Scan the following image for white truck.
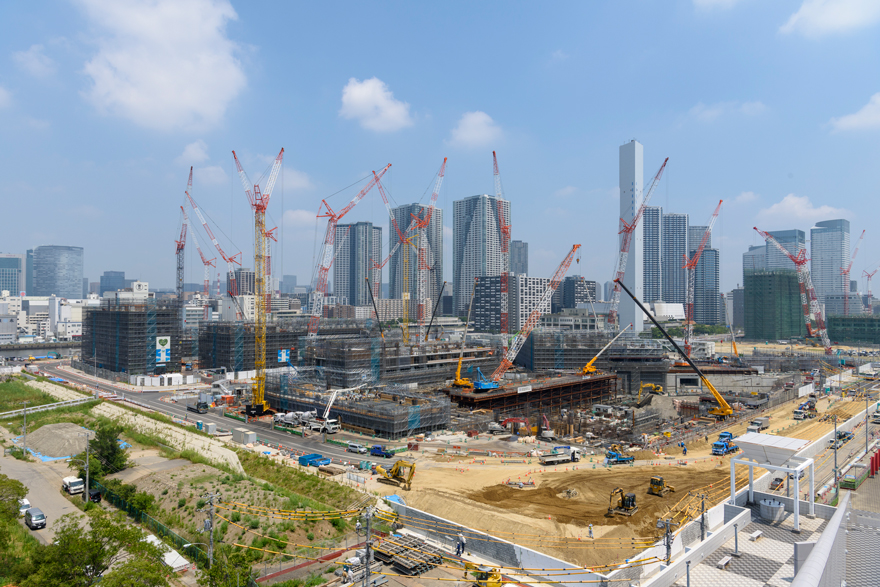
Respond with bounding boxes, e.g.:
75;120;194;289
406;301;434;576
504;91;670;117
308;418;341;434
747;417;770;433
538;447;582;465
553;446;582;462
62;476;84;495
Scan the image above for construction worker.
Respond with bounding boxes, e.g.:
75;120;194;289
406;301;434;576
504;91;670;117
683;446;688;456
457;533;466;556
588;523;593;539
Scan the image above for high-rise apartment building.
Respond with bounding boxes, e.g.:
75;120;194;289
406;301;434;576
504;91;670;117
661;213;688;304
473;274;549;333
743;245;767;276
511;275;550;332
603;281;614;303
561;276;596;309
619;140;644;330
334;221;382;307
643;207;662;302
32;245;83;299
281;275;297;294
227;268;255;296
510;240;528;275
688;226;709;252
389;203;443;303
811;219;850;303
0;254;25;294
99;271;127;295
765;229;805;271
453;194;509;315
693;248;722;324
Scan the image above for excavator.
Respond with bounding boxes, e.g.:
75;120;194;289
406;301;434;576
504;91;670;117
375;460;416;490
637;383;664;407
464;562;503;587
580;324;632;375
615;279;734;419
607;487;638;516
648;476;675;497
453;280;478;388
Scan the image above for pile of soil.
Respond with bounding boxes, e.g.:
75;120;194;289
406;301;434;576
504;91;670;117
25;423;94;457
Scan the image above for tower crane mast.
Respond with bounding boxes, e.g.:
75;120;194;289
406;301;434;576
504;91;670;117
490;244;581;382
609;158;668;328
309;164;391;338
754;226;831;355
842;229;866;316
175;198;188;304
864;268;878;315
410;158;446;344
683;200;722;356
493;152;511;351
233;148;284;415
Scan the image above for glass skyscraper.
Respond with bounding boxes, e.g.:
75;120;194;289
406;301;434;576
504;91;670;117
33;245;83;298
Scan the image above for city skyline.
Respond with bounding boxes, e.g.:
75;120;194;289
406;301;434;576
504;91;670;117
2;2;880;299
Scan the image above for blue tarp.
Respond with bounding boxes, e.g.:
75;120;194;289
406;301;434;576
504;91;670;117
384;495;406;506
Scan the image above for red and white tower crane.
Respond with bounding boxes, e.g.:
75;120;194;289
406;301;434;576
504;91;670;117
754;226;831;354
489;244;581;383
608;158;669;328
683;200;722;356
410;158;446;344
841;229;866;316
864;267;878;315
493;151;511;351
175;201;188;304
180;206;216;315
184;168;243;316
309;164;391;338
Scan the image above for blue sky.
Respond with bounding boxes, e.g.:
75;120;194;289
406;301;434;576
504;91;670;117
2;0;880;296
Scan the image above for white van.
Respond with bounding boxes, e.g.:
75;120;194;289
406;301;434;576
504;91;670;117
25;507;46;530
347;442;368;454
17;498;31;517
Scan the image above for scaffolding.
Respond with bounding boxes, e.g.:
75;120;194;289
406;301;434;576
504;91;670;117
81;298;180;375
265;370;451;439
743;269;807;341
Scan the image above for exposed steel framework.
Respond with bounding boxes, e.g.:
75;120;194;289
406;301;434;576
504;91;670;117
864;267;878;315
608;158;668;328
754;226;831;355
410;158;446;344
180;206;216;299
493;151;511;351
683;199;722;356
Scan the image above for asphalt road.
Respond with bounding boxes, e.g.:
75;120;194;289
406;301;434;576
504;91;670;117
0;454;85;544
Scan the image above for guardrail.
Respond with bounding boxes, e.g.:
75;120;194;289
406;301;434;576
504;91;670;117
0;396;95;419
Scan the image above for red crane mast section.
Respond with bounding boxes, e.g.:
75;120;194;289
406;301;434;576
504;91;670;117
683;199;722;356
841;229;865;317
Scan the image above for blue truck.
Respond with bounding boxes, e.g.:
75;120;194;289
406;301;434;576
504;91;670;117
371;445;394;458
311;456;332;467
711;432;738;456
605;447;635;465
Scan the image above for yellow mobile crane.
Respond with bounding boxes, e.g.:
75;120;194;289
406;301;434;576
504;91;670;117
453;279;478;388
615;278;733;418
464;563;504;587
581;324;632;374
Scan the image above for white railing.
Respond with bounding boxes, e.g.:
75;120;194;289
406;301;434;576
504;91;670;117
0;396;94;419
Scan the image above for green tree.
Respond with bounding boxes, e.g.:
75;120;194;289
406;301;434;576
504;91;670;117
101;557;170;587
0;473;27;553
92;421;129;472
19;512;166;587
68;451;105;484
198;547;255;587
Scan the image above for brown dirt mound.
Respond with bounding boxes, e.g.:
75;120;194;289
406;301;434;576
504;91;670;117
24;422;95;458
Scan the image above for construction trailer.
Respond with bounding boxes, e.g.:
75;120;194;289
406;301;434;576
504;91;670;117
81;298;181;375
265;371;451;439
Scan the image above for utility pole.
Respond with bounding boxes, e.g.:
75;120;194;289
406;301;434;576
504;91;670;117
833;415;839;497
81;432;90;502
21;401;28;458
698;493;707;541
198;492;220;569
656;518;679;564
362;508;373;587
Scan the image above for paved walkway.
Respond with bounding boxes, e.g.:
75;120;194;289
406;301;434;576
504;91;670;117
847;470;880;587
673;504;827;587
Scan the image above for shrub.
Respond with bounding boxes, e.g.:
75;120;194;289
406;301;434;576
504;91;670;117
177;498;186;509
306;532;314;541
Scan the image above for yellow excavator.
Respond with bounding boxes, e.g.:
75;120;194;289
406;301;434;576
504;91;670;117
648;476;675;497
607;487;638;516
453;280;477;388
615;279;733;418
638;382;664;402
464;563;503;587
375;460;416;490
581;324;632;374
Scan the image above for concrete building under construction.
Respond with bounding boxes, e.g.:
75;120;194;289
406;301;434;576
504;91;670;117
515;329;669;393
81;298;181;375
743;269;806;341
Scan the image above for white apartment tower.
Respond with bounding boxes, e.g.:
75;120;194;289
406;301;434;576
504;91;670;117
453;194;510;315
811;219;850;303
388;203;443;303
661;213;689;304
619;140;644;330
333;222;382;307
642;207;662;302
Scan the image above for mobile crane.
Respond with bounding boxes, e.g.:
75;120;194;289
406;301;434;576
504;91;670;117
614;278;733;419
580;324;632;375
453;280;477;388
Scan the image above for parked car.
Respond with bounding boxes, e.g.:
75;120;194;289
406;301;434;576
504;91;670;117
17;498;31;517
770;477;784;490
346;443;368;454
25;507;46;530
88;489;102;503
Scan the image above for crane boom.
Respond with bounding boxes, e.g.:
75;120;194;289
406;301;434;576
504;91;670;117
842;229;865;316
615;278;733;418
411;158;447;343
581;324;631;374
308;164;391;338
683;200;722;356
490;244;581;382
493;151;511;351
609;158;668;328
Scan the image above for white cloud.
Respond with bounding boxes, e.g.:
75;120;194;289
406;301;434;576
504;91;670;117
734;191;759;204
448;111;503;148
78;0;246;132
829;92;880;132
554;186;577;198
194;165;227;186
550;50;569;62
282;168;315;192
12;44;56;78
176;139;210;165
338;77;413;132
25;117;51;130
757;194;849;224
283;209;316;228
0;86;11;108
689;100;766;122
780;0;880;37
693;0;744;8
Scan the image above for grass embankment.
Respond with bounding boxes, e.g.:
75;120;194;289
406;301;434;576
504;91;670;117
0;378;60;413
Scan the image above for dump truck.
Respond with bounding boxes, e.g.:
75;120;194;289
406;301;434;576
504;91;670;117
718;431;735;443
298;453;322;466
371;445;394;458
538;452;574;466
711;439;738;456
605;445;635;465
607;488;638;516
647;476;675;497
